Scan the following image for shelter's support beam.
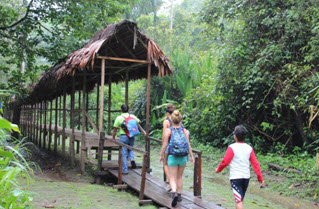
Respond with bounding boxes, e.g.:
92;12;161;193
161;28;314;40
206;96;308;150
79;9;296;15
99;59;105;134
118;37;138;59
146;42;152;169
43;101;47;149
32;104;35;143
39;102;43;147
108;74;112;135
58;96;62;145
97;56;150;64
81;70;87;173
54;97;58;154
76;91;81;154
70;77;75;167
49;101;52;151
108;74;112;161
86;91;89;131
62;91;66;155
126;26;148;50
96;85;99;129
35;103;39;145
125;70;128;105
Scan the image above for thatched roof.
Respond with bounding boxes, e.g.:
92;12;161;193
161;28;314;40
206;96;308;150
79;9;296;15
25;20;173;104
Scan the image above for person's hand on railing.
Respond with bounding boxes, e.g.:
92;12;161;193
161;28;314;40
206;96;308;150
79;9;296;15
189;155;194;165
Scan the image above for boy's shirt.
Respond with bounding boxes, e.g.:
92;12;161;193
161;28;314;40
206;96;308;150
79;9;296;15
216;142;263;182
113;113;140;135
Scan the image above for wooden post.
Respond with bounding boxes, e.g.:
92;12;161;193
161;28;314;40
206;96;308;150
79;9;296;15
81;70;87;173
39;102;43;147
96;132;105;184
59;95;62;127
125;70;129;105
54;97;58;154
78;91;81;130
70;78;75;167
36;103;39;145
86;91;89;131
139;154;148;201
96;85;99;129
49;101;53;151
58;96;62;145
76;90;81;154
107;74;112;160
62;91;66;155
193;153;202;197
99;59;105;134
32;104;35;143
118;146;123;185
43;101;47;149
145;43;152;169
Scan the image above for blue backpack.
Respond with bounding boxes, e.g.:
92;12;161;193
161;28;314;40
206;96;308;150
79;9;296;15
168;127;189;157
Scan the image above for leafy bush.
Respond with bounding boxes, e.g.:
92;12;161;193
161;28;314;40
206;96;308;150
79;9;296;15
0;117;33;208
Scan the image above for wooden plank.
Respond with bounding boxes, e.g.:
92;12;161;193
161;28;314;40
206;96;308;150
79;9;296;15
84;110;98;134
138;200;153;205
97;56;150;64
113;184;128;189
131;169;223;209
108;170;188;209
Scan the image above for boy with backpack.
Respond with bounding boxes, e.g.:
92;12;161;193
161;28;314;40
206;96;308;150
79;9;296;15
160;110;194;207
215;125;264;209
112;104;141;174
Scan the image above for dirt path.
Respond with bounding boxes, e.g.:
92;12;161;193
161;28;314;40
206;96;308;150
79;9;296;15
25;145;156;209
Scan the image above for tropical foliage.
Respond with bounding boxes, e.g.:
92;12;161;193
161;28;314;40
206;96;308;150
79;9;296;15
0;116;33;208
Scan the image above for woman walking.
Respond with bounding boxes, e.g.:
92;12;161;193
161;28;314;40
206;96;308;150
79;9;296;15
162;104;175;189
160;110;194;207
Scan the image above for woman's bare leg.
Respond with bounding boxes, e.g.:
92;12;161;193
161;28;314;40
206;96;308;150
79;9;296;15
176;165;186;193
164;153;170;183
168;166;178;192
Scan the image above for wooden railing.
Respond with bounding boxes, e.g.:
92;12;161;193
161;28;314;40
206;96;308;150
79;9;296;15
97;132;151;205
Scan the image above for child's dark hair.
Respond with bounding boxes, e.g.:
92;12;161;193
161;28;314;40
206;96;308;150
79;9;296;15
234;125;248;141
121;104;129;113
165;104;175;114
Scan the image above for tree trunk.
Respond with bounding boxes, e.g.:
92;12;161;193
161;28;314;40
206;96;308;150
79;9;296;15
293;110;308;146
11;102;21;139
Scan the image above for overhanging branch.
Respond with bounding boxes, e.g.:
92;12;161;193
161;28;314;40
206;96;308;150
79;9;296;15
0;0;34;30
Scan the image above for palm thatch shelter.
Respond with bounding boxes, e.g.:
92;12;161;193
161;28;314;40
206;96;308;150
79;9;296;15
16;20;173;171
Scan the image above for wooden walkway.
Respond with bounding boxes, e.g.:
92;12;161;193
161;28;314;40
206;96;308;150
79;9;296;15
19;121;224;209
109;169;223;209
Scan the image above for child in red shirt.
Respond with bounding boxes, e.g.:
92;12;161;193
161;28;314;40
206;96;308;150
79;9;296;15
215;125;264;209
